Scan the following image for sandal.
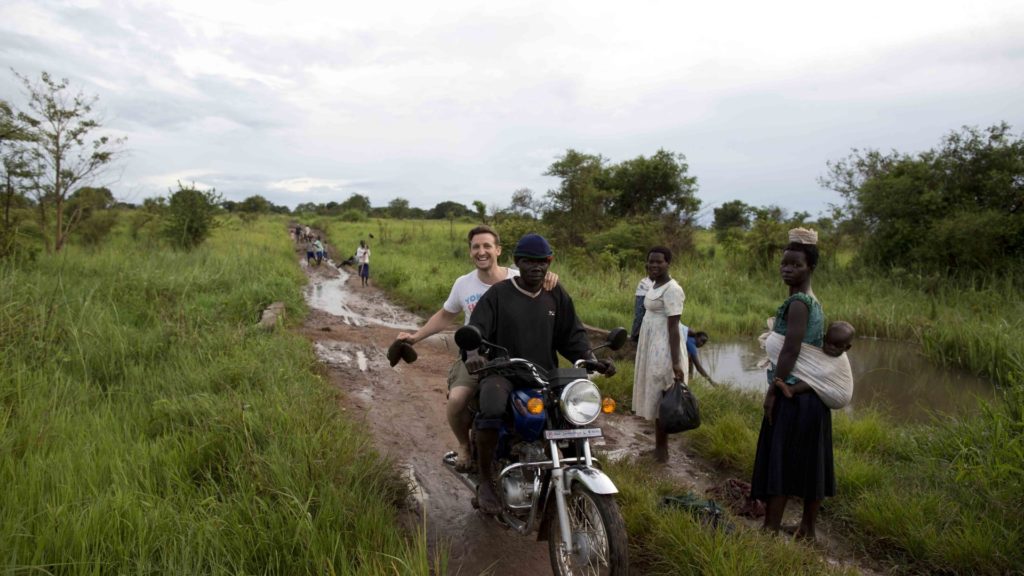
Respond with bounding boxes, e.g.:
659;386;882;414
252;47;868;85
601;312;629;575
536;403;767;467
454;444;473;472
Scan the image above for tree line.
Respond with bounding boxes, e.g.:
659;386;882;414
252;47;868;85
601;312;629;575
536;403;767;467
3;69;1021;277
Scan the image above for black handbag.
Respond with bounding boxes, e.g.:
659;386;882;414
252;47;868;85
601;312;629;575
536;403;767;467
659;379;701;433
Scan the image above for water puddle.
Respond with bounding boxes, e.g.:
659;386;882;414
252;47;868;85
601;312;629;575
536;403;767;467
703;338;997;422
303;262;419;330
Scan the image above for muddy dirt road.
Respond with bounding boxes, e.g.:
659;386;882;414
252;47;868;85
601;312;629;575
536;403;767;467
293;239;879;575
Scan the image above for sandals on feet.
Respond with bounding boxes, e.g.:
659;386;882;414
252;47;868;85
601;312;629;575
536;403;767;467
454;444;473;472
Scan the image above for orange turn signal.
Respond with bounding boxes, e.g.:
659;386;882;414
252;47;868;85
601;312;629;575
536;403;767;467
602;397;616;414
527;397;544;414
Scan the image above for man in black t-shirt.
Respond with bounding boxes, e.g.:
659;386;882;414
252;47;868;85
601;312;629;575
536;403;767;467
463;233;615;514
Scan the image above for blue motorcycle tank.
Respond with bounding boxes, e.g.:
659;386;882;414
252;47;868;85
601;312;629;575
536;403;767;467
510;389;546;442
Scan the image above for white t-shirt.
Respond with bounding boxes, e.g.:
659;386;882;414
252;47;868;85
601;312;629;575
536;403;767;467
635;277;654;297
443;268;520;324
356;246;370;264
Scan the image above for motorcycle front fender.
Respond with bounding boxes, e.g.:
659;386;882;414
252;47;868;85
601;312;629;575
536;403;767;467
536;465;619;542
564;465;618;495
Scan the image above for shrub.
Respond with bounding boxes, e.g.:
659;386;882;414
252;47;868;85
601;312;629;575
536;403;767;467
339;208;367;222
164;182;222;250
75;211;117;246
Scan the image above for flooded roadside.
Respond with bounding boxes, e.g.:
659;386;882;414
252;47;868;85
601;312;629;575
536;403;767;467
703;337;996;422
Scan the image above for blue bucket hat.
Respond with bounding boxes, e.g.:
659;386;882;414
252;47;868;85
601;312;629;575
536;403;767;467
513;233;554;259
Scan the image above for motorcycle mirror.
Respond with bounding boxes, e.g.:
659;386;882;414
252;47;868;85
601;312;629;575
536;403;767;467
606;327;628;351
454;325;482;350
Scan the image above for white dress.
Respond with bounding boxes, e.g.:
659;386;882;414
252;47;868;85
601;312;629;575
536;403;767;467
632;279;689;421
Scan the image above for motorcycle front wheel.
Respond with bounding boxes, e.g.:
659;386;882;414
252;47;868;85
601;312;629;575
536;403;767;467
549;485;629;576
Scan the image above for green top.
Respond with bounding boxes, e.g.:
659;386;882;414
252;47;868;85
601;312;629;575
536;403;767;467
770;292;824;385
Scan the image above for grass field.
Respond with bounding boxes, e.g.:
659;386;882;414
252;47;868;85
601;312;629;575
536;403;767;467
0;215;441;574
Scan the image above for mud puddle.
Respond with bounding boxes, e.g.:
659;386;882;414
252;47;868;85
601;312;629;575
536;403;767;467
293;232;882;575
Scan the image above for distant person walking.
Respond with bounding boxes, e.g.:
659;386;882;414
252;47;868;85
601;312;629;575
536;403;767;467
314;236;325;266
305;237;316;266
356;240;371;286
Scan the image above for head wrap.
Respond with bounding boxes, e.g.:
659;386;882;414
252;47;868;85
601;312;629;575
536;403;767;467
788;227;818;245
513;233;554;259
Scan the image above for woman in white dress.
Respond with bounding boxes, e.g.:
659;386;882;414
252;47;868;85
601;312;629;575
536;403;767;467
632;246;688;463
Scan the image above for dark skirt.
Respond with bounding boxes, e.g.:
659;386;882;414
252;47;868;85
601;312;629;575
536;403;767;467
750;381;836;501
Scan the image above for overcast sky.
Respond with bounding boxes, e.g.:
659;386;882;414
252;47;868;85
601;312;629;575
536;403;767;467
2;0;1022;220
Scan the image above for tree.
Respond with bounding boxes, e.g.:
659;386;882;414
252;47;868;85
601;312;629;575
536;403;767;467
428;200;470;219
14;71;124;252
508;188;538;217
237;194;272;213
820;123;1024;273
472;200;487;223
1;98;36;232
603;149;700;221
339;193;372;215
712;200;752;232
164;182;222;249
543;149;609;246
388;197;410;219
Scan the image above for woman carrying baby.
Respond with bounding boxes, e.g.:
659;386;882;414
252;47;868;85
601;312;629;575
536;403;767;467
750;228;834;540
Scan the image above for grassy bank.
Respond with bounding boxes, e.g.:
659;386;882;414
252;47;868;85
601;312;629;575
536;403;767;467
0;216;439;574
323;217;1023;574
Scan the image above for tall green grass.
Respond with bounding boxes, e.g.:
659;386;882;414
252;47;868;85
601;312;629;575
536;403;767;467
323;217;1023;575
0;215;441;574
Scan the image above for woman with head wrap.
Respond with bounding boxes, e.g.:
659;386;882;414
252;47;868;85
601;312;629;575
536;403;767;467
750;228;834;541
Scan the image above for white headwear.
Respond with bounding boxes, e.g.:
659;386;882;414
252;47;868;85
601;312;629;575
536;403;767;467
788;227;818;245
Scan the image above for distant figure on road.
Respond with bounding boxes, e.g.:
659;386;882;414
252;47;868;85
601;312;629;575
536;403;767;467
305;237;316;266
314;236;325;266
356;240;371;286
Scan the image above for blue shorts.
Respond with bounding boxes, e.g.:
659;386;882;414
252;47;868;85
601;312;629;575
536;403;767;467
359;263;370;278
306;250;314;259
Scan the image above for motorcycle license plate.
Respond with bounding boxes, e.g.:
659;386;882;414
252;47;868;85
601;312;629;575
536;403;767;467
544;428;602;440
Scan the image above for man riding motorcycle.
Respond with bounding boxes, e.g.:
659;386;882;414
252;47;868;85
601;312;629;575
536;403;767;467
463;233;616;514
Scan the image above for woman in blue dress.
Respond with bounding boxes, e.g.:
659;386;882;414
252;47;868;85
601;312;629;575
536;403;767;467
751;228;834;540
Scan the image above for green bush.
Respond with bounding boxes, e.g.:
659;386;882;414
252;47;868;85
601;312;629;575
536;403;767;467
339;208;367;222
74;211;118;246
164;182;222;250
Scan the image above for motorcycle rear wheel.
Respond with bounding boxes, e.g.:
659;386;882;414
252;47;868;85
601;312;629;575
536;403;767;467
549;485;629;576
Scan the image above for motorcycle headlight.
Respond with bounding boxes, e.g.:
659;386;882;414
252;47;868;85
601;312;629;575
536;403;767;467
559;379;603;426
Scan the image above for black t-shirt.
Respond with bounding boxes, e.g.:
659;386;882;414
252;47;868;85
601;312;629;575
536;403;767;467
468;278;590;371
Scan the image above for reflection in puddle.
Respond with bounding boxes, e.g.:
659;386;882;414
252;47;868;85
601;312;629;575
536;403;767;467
703;338;996;422
303;262;419;330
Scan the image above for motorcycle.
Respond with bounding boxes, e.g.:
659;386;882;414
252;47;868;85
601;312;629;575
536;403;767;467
443;325;630;576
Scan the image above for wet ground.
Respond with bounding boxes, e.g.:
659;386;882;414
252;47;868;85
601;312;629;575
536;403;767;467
293;232;883;575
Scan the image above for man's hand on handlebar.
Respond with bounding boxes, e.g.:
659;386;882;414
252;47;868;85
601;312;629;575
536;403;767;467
594;359;616;377
464;349;487;373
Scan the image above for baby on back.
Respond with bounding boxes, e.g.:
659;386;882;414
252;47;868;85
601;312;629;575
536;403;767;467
773;321;855;399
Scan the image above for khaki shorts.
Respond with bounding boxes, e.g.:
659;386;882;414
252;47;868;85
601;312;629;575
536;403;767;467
447;358;480;391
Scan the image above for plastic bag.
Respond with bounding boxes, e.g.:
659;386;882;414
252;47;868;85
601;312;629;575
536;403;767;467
659;379;701;433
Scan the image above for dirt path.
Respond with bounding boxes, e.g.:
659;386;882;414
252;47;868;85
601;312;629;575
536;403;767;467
292;232;881;576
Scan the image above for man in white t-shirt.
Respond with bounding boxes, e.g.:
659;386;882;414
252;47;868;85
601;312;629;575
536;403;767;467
395;225;557;471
